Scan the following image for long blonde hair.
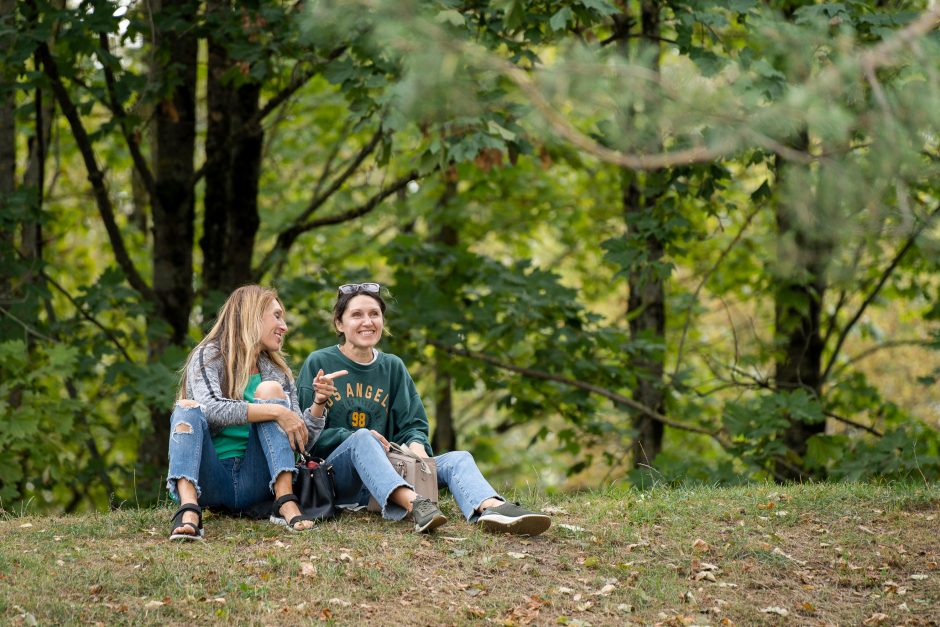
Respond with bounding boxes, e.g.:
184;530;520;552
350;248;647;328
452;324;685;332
178;285;293;400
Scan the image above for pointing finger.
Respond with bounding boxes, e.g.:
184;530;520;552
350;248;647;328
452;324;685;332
322;369;349;381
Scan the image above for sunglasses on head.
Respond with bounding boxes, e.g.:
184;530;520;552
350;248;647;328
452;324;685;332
337;282;381;295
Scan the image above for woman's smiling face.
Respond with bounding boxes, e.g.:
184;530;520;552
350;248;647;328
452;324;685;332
336;294;385;349
259;298;288;352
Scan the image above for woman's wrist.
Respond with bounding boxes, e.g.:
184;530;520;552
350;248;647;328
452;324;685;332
313;396;327;406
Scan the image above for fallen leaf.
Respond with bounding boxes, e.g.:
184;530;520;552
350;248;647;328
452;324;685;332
695;571;717;582
863;613;889;625
898;602;910;612
465;606;485;618
143;600;164;610
760;606;789;616
858;525;876;535
692;539;710;552
542;506;569;515
328;598;351;607
318;607;333;621
209;597;226;604
557;586;574;595
19;523;32;528
576;601;594;611
617;604;634;613
89;584;103;595
910;574;928;580
593;583;616;596
772;547;807;566
557;524;586;533
272;540;287;548
507;552;527;559
300;562;316;577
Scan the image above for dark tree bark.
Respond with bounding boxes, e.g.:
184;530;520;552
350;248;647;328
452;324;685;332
150;0;198;346
431;180;458;453
619;0;667;470
140;0;199;478
624;174;667;468
202;1;263;294
773;132;829;479
0;0;18;330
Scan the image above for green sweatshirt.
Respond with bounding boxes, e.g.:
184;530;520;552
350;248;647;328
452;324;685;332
297;345;433;458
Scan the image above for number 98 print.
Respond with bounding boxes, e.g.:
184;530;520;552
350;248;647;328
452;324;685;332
351;411;367;428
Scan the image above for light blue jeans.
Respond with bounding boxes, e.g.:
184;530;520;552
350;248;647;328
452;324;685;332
165;399;296;510
325;429;503;521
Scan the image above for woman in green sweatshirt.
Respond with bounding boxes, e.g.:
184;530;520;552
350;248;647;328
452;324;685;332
297;283;551;536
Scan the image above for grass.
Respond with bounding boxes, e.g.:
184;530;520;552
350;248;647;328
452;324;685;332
1;483;938;625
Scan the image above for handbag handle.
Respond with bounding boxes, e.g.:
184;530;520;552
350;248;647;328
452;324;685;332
388;442;433;475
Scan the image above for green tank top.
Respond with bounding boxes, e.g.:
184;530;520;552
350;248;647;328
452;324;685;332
210;373;262;460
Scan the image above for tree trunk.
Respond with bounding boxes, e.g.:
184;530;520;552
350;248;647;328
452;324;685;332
621;0;667;470
150;0;197;346
140;0;199;480
202;1;262;296
431;180;458;453
0;0;17;332
624;173;667;469
773;134;828;478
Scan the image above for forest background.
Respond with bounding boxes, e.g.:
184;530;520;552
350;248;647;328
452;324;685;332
1;0;939;513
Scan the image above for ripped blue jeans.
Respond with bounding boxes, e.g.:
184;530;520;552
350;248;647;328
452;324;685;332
165;399;296;511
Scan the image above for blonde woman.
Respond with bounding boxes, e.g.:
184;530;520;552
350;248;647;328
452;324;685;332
167;285;343;540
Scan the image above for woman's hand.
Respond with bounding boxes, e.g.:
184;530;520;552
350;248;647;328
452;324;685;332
407;442;428;458
275;406;308;451
312;368;348;407
369;430;390;451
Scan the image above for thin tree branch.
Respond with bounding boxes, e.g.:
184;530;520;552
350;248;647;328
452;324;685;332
313;119;353;199
0;306;54;341
254;170;423;280
823;410;883;437
33;35;155;303
296;127;384;225
427;338;722;440
97;32;158;205
830;339;930;382
39;268;135;363
821;203;940;383
673;204;762;377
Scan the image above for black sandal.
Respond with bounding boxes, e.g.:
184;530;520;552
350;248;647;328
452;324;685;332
269;494;315;531
169;503;204;541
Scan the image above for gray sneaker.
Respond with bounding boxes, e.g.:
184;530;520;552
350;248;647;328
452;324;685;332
478;502;551;536
409;496;447;533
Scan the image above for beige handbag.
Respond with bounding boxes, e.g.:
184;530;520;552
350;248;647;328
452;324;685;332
367;442;438;512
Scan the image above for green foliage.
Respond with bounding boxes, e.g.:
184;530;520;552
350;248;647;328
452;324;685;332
3;0;940;511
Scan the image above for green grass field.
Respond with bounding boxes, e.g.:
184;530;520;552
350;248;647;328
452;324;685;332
2;483;938;625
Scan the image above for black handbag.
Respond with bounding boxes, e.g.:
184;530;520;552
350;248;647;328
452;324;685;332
237;453;339;521
292;453;339;521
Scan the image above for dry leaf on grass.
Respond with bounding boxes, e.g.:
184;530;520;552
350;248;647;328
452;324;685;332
507;552;527;559
300;562;316;577
909;574;928;580
328;598;351;607
143;600;164;610
760;606;789;616
692;538;710;552
863;612;889;625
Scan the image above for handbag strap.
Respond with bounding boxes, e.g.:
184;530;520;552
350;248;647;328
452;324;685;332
388;442;433;475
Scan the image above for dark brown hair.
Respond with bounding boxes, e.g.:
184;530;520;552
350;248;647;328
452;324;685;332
332;289;388;342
